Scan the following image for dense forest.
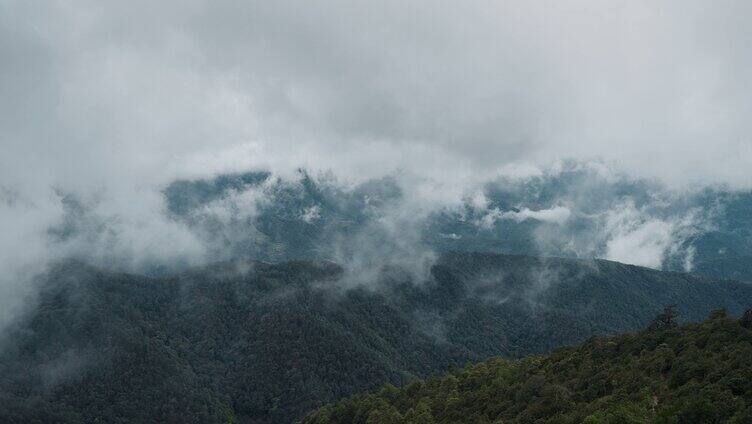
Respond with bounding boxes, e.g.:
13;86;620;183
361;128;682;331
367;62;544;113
303;309;752;423
1;253;751;423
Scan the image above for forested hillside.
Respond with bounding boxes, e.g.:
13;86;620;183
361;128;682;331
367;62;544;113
303;310;752;423
1;253;751;423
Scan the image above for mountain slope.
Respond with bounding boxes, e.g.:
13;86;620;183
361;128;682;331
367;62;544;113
303;311;752;424
1;253;751;423
156;169;752;282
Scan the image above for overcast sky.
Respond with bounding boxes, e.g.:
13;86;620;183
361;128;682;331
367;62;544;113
2;0;751;193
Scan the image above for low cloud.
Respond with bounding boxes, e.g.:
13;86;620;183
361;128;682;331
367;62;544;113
602;201;700;269
478;206;572;229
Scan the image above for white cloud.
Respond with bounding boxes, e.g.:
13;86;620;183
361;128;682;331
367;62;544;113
2;0;751;193
603;202;699;269
468;191;489;212
301;205;321;224
0;188;62;335
510;207;573;225
479;206;572;229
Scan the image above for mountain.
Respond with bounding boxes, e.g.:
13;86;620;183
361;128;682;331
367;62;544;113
155;168;752;282
1;253;751;423
303;310;752;424
51;166;752;282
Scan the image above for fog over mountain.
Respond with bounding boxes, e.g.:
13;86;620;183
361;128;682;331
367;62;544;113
3;253;751;423
2;2;752;422
2;0;752;338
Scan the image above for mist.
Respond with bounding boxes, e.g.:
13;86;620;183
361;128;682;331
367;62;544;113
2;0;752;334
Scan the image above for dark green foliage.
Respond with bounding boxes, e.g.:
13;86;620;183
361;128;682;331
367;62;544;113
648;305;679;331
1;253;751;423
304;312;752;424
741;309;752;329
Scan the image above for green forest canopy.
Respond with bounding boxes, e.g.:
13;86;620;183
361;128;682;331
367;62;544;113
303;309;752;424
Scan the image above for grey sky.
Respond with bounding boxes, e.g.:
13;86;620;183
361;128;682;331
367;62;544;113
2;0;751;192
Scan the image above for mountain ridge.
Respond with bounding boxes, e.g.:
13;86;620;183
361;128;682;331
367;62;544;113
1;252;751;423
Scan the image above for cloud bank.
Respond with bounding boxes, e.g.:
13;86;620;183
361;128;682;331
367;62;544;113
3;0;751;190
2;0;752;331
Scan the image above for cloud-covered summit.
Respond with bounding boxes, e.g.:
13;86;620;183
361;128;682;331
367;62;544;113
2;0;752;333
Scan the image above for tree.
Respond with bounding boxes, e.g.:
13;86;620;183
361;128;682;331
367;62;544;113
708;308;728;320
366;404;402;424
404;400;435;424
649;306;678;331
740;309;752;329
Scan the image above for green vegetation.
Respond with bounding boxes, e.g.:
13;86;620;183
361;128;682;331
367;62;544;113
304;310;752;424
1;253;751;423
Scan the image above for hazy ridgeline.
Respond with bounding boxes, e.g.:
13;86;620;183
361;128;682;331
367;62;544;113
4;163;751;339
159;167;752;280
2;2;752;422
1;253;751;423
